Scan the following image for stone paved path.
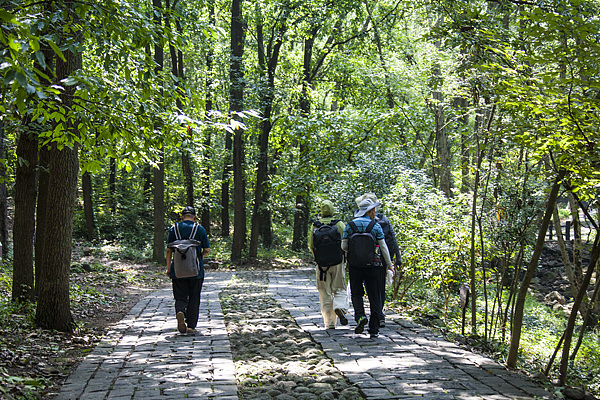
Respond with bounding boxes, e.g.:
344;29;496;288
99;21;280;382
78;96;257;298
56;269;559;400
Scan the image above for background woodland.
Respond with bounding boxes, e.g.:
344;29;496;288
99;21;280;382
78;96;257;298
1;0;600;397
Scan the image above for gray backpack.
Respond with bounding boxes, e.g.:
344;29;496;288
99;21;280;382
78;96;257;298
168;223;201;278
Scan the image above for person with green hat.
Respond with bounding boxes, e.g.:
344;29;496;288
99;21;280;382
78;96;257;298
308;200;349;329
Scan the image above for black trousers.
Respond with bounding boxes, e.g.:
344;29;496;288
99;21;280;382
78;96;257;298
349;266;382;334
172;278;204;329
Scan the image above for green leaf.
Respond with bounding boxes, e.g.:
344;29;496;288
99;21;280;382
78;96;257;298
47;40;66;62
0;9;15;22
35;51;47;69
15;72;27;88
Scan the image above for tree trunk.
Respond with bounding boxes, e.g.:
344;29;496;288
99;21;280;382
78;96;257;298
559;234;600;384
35;1;82;330
230;0;246;262
35;146;50;299
143;164;152;200
506;170;566;368
0;122;8;259
167;0;194;207
109;157;116;213
221;133;232;237
153;153;166;264
553;202;587;319
12;130;39;302
364;0;395;110
201;0;215;234
82;171;96;241
433;90;452;197
152;0;166;264
454;96;470;193
291;31;316;252
249;16;285;258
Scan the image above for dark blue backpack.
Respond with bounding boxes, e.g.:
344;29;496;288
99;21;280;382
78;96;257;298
347;219;380;268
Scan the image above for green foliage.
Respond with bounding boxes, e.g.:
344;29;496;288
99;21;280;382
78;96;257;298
391;277;600;396
386;167;469;296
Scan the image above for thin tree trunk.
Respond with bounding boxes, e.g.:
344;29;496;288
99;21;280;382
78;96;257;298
364;1;394;109
82;171;96;241
109;157;116;213
454;96;470;193
506;170;566;368
201;0;215;234
230;0;246;262
167;0;193;207
291;30;317;252
152;0;166;264
553;203;587;318
12;130;39;302
153;153;166;264
221;133;232;237
249;15;285;258
433;91;452;197
0;122;8;259
559;234;600;384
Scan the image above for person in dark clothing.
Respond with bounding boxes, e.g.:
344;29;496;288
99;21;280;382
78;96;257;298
355;194;401;328
342;198;392;338
166;206;210;334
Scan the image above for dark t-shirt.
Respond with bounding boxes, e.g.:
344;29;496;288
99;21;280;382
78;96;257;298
167;220;210;279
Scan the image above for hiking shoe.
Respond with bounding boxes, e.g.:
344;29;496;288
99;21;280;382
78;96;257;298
335;309;348;326
176;311;187;333
370;332;380;339
327;325;335;330
186;327;197;334
380;319;386;328
355;316;368;334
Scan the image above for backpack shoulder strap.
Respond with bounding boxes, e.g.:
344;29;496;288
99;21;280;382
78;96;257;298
329;219;340;226
365;219;377;234
348;220;358;233
173;223;182;240
313;220;323;228
190;222;199;240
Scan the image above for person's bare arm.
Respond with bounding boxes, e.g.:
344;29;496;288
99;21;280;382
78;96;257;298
166;248;173;277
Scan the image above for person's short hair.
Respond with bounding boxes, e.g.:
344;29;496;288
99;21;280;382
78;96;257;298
181;206;196;216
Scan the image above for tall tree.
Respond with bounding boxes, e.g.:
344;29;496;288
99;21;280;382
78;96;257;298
0;121;8;259
12;126;38;302
35;0;83;332
230;0;246;262
201;0;216;234
152;0;166;264
506;170;566;368
249;3;288;258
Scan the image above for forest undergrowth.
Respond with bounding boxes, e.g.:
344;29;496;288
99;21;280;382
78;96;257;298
387;267;600;399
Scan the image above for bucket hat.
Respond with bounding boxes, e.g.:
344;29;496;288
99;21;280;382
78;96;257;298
354;198;381;218
355;193;381;211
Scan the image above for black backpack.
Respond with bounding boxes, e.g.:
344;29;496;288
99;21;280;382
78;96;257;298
312;220;344;280
347;219;380;268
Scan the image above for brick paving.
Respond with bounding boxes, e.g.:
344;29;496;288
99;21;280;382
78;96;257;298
55;268;559;400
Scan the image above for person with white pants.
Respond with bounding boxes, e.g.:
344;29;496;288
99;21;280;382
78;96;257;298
308;200;349;329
